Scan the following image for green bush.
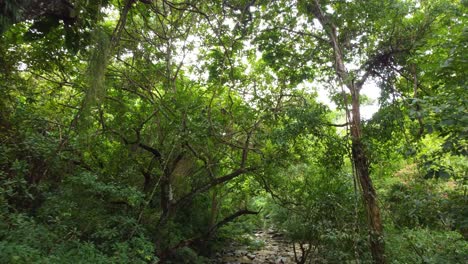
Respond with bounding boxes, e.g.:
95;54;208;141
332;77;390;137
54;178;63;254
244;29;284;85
386;228;468;263
385;180;467;234
385;181;445;229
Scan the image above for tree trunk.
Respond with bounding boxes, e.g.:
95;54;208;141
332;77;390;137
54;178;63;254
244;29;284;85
160;172;172;216
350;88;385;264
310;1;385;262
209;188;219;227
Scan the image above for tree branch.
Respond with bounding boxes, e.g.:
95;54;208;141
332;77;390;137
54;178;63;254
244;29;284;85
311;0;349;83
175;167;256;208
274;26;330;44
206;209;260;236
138;143;162;159
161;208;260;256
325;122;349;127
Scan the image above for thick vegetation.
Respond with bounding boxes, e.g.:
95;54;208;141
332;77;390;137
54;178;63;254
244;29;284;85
0;0;466;263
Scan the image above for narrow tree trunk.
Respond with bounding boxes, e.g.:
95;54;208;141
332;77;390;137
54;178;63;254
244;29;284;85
411;64;424;136
310;1;385;262
209;188;219;227
350;89;385;263
160;173;171;215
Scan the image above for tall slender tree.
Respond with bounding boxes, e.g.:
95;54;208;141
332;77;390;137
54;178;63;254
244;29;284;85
306;1;385;262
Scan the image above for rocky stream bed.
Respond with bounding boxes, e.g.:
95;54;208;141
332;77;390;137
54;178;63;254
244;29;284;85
210;229;298;264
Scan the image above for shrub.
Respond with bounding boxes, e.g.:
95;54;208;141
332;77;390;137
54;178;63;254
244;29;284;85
386;228;468;263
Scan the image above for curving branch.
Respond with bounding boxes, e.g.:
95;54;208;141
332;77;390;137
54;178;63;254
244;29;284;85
175;167;256;209
158;208;260;260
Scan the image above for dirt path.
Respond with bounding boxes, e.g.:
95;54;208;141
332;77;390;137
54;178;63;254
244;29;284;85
211;229;297;264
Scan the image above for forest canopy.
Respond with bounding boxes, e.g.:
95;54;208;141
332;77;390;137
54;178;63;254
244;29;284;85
0;0;466;263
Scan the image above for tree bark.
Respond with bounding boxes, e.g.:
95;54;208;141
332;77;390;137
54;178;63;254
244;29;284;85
311;1;385;263
350;90;385;263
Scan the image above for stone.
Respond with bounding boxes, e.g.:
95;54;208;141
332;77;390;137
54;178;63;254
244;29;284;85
234;249;248;256
210;228;295;264
246;253;256;260
267;229;276;234
275;257;287;263
272;233;284;238
240;256;253;263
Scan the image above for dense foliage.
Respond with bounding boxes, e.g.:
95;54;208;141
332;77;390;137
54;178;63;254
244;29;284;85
0;0;466;263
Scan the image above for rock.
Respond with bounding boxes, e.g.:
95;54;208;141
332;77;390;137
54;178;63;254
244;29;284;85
211;228;295;264
267;229;276;234
240;256;253;263
246;253;256;260
275;256;287;263
234;249;248;256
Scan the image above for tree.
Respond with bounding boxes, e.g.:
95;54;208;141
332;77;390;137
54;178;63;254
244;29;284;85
253;0;391;261
253;0;465;262
304;1;385;262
